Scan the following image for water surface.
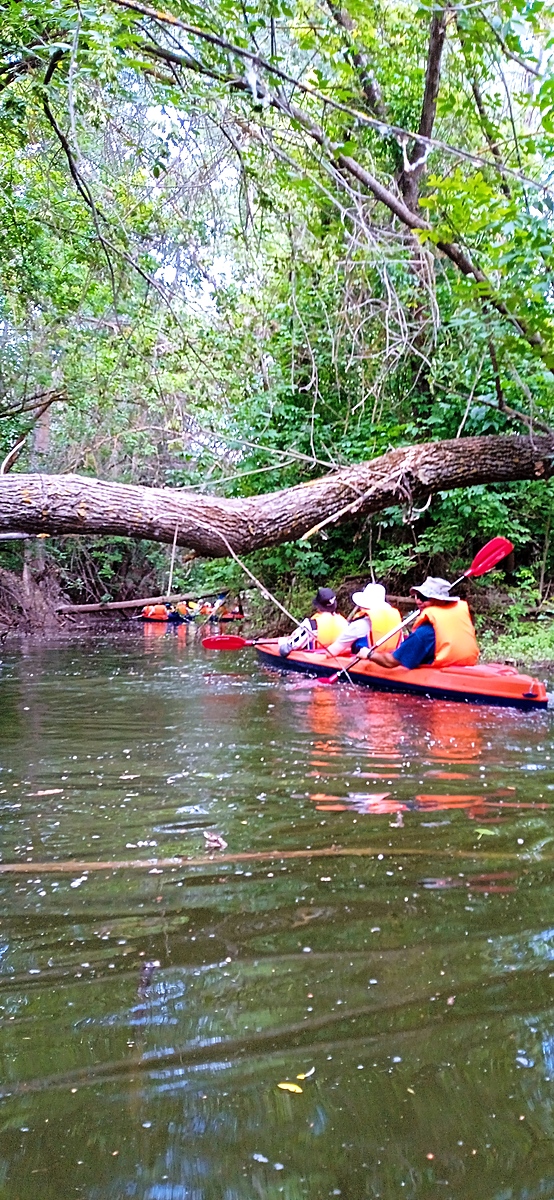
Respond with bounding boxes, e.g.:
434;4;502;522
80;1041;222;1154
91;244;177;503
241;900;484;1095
0;629;553;1199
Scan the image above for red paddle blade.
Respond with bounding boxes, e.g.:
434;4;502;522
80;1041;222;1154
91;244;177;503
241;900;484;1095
465;536;514;578
202;634;250;650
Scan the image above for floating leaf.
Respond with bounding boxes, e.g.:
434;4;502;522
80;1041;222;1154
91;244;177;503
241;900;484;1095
297;1067;315;1079
277;1082;303;1093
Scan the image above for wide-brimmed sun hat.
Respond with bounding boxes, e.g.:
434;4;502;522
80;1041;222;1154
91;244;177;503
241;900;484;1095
410;576;457;603
313;587;338;612
351;583;387;608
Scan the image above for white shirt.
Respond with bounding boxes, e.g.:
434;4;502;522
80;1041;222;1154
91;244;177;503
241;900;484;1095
327;617;370;656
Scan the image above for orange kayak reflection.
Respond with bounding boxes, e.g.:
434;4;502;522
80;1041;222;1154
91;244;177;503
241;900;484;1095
304;689;546;820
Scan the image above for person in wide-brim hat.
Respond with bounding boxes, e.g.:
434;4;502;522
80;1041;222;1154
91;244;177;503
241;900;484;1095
410;577;458;604
351;583;387;609
326;582;402;658
359;574;479;671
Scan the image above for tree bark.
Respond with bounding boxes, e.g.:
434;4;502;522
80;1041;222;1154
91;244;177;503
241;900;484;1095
398;3;449;211
0;436;552;556
56;591;227;613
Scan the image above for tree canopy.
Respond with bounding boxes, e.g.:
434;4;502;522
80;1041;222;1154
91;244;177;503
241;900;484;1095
1;0;554;597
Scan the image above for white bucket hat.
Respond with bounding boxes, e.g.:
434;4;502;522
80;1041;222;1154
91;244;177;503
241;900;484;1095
351;583;387;608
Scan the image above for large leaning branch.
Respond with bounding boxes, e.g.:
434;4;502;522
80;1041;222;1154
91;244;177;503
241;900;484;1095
1;435;553;556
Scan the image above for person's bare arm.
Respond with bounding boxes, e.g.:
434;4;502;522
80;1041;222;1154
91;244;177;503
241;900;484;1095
358;648;398;668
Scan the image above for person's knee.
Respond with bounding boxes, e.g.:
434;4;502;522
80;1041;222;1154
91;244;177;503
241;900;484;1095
278;619;314;657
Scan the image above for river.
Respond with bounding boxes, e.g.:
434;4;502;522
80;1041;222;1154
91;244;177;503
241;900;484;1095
0;627;553;1199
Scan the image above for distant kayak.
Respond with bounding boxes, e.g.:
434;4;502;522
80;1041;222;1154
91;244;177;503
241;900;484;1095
140;604;188;622
255;641;548;711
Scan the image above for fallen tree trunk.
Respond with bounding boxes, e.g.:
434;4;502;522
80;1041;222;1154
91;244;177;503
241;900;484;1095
56;590;229;613
1;435;552;556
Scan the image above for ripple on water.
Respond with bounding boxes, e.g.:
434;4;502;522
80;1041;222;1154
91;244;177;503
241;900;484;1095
0;633;553;1199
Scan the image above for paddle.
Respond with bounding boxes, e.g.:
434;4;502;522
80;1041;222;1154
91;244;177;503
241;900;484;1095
202;634;260;650
322;535;514;684
449;535;514;588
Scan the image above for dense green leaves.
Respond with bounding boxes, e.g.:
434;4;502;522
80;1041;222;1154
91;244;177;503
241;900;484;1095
0;0;553;598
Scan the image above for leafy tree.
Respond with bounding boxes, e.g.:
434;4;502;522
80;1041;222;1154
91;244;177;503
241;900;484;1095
1;0;554;599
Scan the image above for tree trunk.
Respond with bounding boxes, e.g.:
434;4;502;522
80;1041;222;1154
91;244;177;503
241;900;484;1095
0;435;552;557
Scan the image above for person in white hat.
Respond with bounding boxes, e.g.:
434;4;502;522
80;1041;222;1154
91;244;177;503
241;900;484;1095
363;576;479;670
327;582;402;657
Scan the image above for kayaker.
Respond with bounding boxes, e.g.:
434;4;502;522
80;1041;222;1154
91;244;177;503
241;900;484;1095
326;583;402;657
141;602;176;621
279;587;348;657
362;576;479;669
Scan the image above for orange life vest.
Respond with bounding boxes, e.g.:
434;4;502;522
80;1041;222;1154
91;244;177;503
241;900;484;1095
367;603;402;652
413;600;479;667
142;604;169;621
312;611;348;647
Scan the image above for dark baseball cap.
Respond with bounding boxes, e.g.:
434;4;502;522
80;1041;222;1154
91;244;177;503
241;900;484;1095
313;587;338;612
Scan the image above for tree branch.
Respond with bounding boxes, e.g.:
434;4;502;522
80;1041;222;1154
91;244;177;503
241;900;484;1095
324;0;387;119
485;340;553;436
132;10;552;367
0;395;62;476
272;91;549;366
119;1;552;200
1;435;553;554
399;3;450;211
477;10;542;79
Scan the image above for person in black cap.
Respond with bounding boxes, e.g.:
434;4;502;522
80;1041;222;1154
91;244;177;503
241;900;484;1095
278;587;348;657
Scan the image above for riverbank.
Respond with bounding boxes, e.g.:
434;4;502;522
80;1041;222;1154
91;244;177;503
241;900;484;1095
2;564;554;678
479;621;554;677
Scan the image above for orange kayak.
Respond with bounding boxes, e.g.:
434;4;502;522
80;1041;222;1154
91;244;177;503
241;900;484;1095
141;604;171;621
255;641;548;711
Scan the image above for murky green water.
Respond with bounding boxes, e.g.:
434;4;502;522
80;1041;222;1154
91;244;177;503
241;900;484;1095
1;628;554;1199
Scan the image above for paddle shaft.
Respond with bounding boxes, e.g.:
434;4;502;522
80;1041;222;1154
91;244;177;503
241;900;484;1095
326;609;419;683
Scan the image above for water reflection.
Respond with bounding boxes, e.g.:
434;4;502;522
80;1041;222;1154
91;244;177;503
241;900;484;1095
0;635;553;1199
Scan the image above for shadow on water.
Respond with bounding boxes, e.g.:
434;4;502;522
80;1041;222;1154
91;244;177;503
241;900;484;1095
0;628;554;1198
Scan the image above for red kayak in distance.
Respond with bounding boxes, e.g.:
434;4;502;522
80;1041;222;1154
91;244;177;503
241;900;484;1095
252;640;548;711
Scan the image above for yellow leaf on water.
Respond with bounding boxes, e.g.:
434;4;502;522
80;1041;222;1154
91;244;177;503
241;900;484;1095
277;1082;303;1094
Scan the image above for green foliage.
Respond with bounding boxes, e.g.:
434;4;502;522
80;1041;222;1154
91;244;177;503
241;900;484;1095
48;537;170;603
480;621;554;668
1;0;554;606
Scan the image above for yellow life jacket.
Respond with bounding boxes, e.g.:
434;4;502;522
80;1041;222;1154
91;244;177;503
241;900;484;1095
367;604;402;651
312;611;348;647
413;600;479;667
